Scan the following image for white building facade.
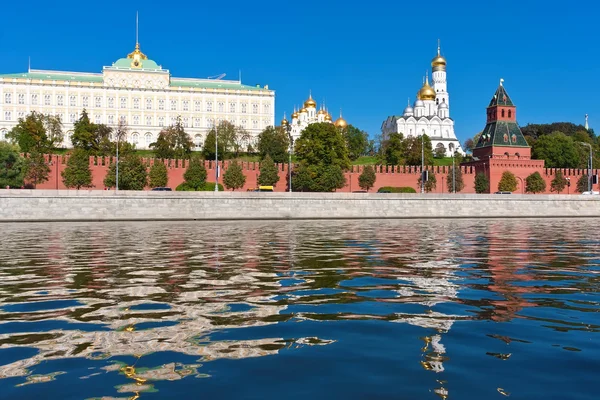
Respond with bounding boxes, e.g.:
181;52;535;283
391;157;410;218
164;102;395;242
281;94;347;141
381;44;464;156
0;42;275;150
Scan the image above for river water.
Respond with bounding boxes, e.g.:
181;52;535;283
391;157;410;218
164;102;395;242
0;219;598;399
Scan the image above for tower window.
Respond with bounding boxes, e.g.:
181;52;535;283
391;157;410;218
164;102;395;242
508;110;512;118
501;109;505;118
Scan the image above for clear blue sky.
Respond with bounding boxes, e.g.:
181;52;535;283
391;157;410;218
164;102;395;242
1;0;596;144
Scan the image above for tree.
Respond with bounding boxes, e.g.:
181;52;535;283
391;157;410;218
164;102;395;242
474;172;489;193
24;152;50;188
434;143;446;158
0;142;25;188
71;110;96;152
404;134;434;166
291;162;315;192
417;171;437;193
577;174;589;193
103;155;147;190
148;161;168;188
358;165;376;191
258;155;280;187
550;171;567;193
257;126;289;163
525;172;547;194
532;132;580;168
7;112;63;153
521;122;590;140
61;149;93;189
151;117;193;159
295;122;350;171
498;171;518;192
463;138;475;153
223;161;246;191
446;166;465;193
233;128;252;157
202;129;225;160
383;132;405;165
182;158;207;190
343;125;369;161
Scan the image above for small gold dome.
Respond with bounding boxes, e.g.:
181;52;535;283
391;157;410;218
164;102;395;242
304;94;316;108
317;109;326;115
299;107;307;113
291;110;299;119
419;77;436;101
281;118;289;126
334;117;347;128
325;113;332;121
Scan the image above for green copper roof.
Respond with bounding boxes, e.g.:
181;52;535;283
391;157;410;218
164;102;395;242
475;121;529;148
169;79;267;91
489;85;514;107
0;71;103;83
112;57;161;70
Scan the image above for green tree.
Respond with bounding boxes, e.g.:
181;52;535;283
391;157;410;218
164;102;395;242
257;126;289;163
446;166;465;193
71;110;96;152
257;155;280;187
417;171;437;193
343;125;369;161
498;171;518;192
295;122;350;170
103;154;147;190
550;171;567;193
61;149;93;189
463;138;475;152
0;142;25;188
474;172;489;193
7;112;63;153
24;152;50;188
434;144;446;158
182;158;208;190
317;164;346;192
383;132;405;165
223;161;246;191
151;117;193;159
404;134;434;166
358;165;376;191
148;161;168;188
577;174;589;193
525;171;547;194
532;132;580;168
202;130;226;160
290;162;314;192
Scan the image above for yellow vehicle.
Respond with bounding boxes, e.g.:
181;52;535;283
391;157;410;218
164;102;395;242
257;186;273;192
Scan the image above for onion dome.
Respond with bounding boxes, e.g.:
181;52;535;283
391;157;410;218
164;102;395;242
419;76;436;101
304;93;316;108
281;114;289;126
415;99;424;108
325;113;332;121
317;109;326;115
439;101;448;109
431;45;447;71
291;109;299;119
403;105;414;116
299;107;307;114
334;116;348;128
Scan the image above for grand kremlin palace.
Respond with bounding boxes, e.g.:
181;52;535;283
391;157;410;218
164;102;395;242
0;42;275;150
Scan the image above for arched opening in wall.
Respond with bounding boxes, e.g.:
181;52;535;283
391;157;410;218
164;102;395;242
515;152;520;159
435;142;446;157
504;152;510;159
436;99;439;105
145;133;153;148
508;110;512;118
132;133;139;146
501;109;505;118
194;135;202;150
65;131;74;148
0;129;7;141
449;143;455;154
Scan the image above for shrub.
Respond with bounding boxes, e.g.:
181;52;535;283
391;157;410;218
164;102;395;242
498;171;518;192
377;186;417;193
358;165;376;191
474;173;489;193
223;161;246;191
183;158;207;190
176;181;224;191
148;162;168;188
525;171;547;194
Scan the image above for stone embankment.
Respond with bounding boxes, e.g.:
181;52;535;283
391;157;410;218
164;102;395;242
0;190;599;222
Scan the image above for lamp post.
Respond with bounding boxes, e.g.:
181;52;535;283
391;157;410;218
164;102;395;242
116;131;119;191
286;124;293;192
567;177;571;195
214;121;219;192
421;132;424;194
579;142;593;192
452;152;456;194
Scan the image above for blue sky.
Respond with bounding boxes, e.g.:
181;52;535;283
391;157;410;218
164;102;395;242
1;0;596;144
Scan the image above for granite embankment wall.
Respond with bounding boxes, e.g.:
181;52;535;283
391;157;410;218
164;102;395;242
33;154;597;194
1;190;599;222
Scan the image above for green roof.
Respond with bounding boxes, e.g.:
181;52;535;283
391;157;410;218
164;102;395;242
112;57;161;70
0;71;103;83
169;79;267;91
475;121;529;148
489;85;514;107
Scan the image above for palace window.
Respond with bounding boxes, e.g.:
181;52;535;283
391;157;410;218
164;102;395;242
0;129;6;140
18;93;25;105
501;109;505;118
194;101;201;112
133;115;140;125
44;95;51;106
108;115;114;125
158;99;165;110
170;116;177;125
194;134;202;150
170;99;177;111
31;94;38;105
4;93;11;104
241;119;247;128
206;101;213;112
133;98;140;109
146;116;152;126
252;104;258;114
95;97;102;108
194;118;201;128
218;102;224;112
229;103;236;113
69;95;76;107
183;100;189;111
120;115;127;124
69;113;77;123
146;98;152;110
145;133;152;146
132;133;139;145
241;103;247;113
4;111;11;121
183;117;189;128
206;118;213;127
120;98;127;109
82;96;89;108
158;116;165;127
57;95;64;106
95;115;102;124
252;120;258;129
264;104;270;113
18;112;25;119
108;97;114;108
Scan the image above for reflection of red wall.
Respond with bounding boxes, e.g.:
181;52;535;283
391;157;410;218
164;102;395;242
33;154;597;194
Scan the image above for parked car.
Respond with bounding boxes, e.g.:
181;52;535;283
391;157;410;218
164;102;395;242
581;191;599;195
494;191;512;194
151;187;172;191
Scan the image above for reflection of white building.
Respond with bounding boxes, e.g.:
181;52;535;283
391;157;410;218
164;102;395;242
381;43;464;156
0;40;275;150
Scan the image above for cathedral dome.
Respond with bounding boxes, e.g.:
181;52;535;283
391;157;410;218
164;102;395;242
334;117;347;128
299;107;308;114
414;99;424;108
325;113;332;121
291;110;299;119
439;101;448;109
317;109;326;116
431;55;447;69
304;95;316;108
419;78;436;101
281;117;289;126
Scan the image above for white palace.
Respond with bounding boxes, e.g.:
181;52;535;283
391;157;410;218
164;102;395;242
381;43;464;156
0;41;275;150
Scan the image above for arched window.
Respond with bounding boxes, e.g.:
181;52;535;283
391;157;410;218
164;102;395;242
145;133;152;147
132;133;139;145
194;134;202;150
0;129;7;141
508;110;512;118
501;109;505;118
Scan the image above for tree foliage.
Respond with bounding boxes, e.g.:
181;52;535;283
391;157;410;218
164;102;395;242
577;174;589;193
103;155;147;190
521;122;592;140
463;138;475;152
498;171;518;192
61;149;93;189
0;142;25;188
223;161;246;191
474;172;489;194
202;129;225;161
291;162;346;192
258;155;280;187
550;171;567;193
69;110;115;155
446;165;465;193
295;122;350;170
151;117;193;159
202;121;247;159
24;152;50;188
358;165;376;191
182;158;208;190
148;162;169;188
382;133;405;165
343;125;369;161
257;126;290;163
404;134;434;166
525;171;547;194
417;171;437;193
532;132;581;168
7;111;63;153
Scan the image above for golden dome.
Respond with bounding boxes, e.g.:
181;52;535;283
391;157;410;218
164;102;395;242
431;42;447;70
299;107;307;114
325;113;332;121
304;93;316;108
281;118;289;126
419;77;436;101
317;109;326;115
334;117;347;128
291;110;299;119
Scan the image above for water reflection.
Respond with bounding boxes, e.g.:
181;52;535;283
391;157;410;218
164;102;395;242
0;219;598;399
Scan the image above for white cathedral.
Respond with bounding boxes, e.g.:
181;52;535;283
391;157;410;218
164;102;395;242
280;93;347;141
381;44;464;156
